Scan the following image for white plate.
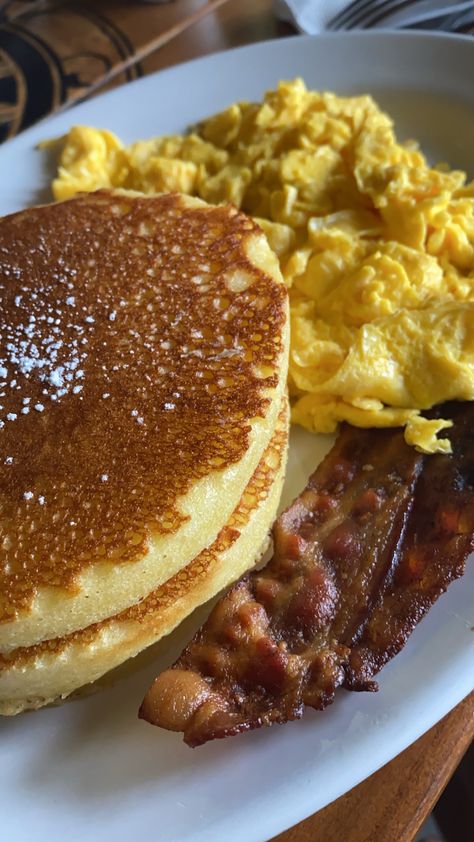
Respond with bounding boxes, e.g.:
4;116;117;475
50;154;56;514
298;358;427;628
1;31;474;842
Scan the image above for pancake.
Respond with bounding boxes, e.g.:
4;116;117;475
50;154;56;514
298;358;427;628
0;396;289;715
0;190;289;651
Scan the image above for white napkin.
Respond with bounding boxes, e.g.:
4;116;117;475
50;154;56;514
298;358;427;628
274;0;474;32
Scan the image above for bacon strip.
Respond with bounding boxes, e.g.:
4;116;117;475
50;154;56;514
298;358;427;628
140;424;422;745
139;404;474;746
345;401;474;690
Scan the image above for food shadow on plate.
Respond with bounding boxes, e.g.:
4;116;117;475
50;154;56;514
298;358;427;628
368;88;474;176
13;603;355;805
6;576;472;812
11;559;474;806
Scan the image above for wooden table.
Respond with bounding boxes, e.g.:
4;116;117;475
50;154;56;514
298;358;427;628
3;1;473;838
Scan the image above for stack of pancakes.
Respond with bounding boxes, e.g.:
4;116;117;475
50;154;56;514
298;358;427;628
0;191;289;714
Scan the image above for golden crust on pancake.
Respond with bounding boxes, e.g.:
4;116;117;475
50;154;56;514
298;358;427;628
0;397;289;715
0;190;289;650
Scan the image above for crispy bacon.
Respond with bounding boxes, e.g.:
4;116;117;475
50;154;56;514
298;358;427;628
345;402;474;689
140;424;422;745
139;404;474;746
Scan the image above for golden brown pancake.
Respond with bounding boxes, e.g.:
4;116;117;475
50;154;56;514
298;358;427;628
0;397;288;714
0;190;289;651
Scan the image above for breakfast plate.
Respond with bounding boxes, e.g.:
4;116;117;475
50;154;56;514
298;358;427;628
1;30;474;842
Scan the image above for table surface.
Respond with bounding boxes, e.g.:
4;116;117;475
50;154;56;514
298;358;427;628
4;1;474;839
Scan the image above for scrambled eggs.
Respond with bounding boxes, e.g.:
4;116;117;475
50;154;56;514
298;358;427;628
50;80;474;453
